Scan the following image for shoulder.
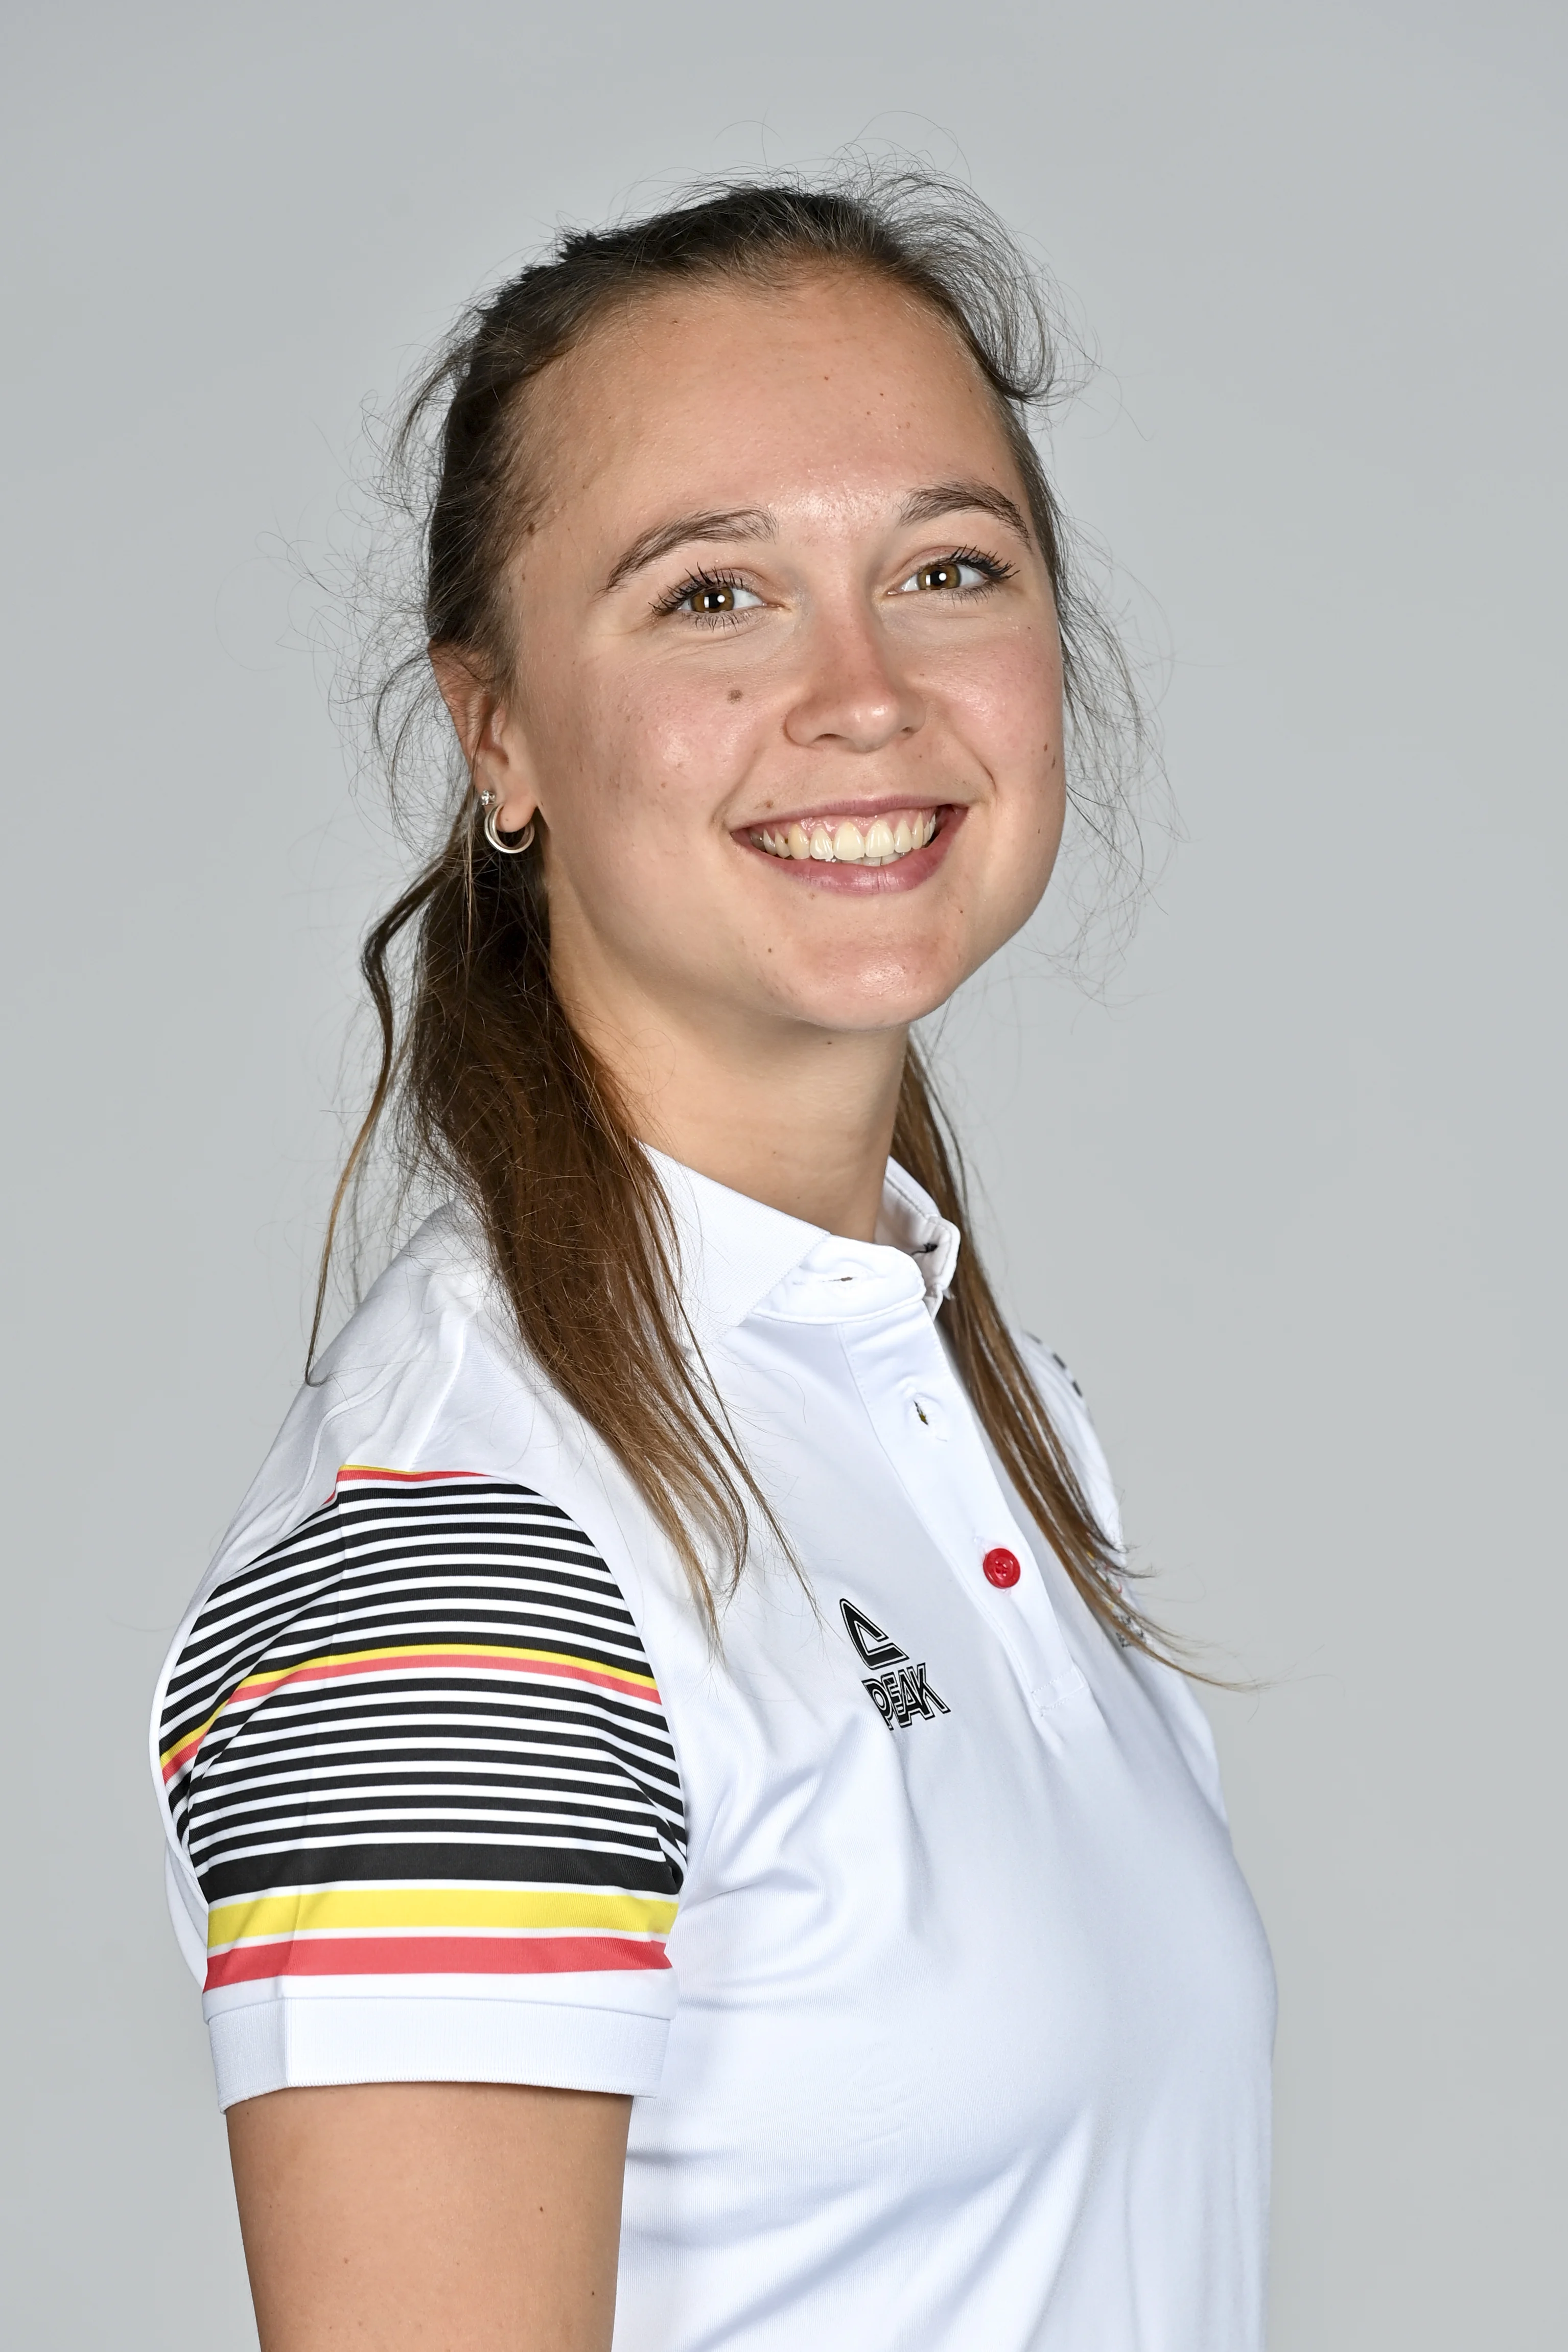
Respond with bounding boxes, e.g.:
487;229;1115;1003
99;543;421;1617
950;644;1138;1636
207;1205;557;1594
152;1204;666;1833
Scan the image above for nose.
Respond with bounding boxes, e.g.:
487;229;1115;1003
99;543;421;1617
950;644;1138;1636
782;608;926;754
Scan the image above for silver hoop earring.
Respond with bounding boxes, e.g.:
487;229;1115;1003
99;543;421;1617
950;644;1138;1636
477;788;535;857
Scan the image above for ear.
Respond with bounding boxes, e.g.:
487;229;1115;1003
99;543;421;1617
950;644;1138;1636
428;643;541;832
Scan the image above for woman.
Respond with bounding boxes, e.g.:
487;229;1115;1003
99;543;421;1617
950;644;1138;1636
152;173;1274;2350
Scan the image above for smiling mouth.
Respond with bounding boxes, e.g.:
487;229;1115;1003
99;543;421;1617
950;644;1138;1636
747;808;943;867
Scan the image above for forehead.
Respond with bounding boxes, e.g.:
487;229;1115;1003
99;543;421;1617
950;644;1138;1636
520;269;1023;540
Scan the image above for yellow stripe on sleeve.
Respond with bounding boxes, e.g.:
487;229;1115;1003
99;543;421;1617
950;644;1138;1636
207;1885;680;1948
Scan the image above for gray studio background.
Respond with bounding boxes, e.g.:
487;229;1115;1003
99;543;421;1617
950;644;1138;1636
4;3;1563;2344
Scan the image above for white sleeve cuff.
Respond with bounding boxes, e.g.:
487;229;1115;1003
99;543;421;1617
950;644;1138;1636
208;1992;671;2110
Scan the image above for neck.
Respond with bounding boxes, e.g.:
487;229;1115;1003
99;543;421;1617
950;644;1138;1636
557;979;907;1243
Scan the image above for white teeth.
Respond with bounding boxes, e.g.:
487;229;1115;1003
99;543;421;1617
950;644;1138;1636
752;810;942;864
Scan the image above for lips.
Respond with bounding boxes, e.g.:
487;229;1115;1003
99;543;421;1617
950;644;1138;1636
747;808;941;867
735;801;962;894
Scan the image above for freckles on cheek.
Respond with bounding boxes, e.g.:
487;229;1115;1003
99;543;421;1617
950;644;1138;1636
620;685;761;802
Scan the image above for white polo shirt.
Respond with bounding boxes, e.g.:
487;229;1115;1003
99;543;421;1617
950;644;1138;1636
152;1156;1274;2351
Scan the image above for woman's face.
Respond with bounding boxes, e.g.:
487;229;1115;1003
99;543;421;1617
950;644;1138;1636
471;269;1066;1048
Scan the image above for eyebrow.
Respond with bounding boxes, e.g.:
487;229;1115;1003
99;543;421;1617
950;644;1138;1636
603;508;775;594
898;480;1034;543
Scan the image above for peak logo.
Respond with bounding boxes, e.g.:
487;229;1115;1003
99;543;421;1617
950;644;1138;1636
839;1600;950;1732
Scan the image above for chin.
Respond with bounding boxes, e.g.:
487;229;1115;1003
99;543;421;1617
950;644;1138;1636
766;958;968;1036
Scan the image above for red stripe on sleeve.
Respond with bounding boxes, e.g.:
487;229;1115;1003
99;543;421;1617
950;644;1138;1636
205;1934;672;1988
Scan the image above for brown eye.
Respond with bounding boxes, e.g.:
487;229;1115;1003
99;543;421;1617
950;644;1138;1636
669;575;760;618
897;552;1005;599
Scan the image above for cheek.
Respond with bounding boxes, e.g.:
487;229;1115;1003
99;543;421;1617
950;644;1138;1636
942;630;1064;806
551;663;760;841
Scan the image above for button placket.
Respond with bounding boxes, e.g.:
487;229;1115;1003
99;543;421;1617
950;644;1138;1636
838;1303;1088;1720
900;1377;949;1442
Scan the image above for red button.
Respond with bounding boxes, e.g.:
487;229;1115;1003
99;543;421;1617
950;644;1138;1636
982;1547;1022;1589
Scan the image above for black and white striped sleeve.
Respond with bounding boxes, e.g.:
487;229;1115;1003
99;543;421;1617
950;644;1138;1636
155;1465;684;2107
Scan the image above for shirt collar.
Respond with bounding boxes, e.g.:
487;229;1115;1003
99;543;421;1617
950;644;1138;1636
646;1149;962;1346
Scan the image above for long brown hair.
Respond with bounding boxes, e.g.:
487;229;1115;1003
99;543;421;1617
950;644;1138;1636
320;169;1169;1660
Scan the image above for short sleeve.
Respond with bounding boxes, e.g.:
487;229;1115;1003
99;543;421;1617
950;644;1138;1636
156;1468;685;2109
